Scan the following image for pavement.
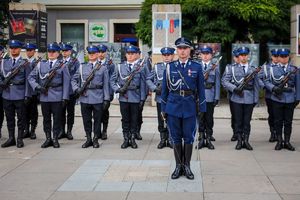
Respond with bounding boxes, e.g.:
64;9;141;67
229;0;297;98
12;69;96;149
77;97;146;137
0;103;300;200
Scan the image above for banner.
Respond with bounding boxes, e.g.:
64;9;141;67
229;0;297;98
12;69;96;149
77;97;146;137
9;10;47;52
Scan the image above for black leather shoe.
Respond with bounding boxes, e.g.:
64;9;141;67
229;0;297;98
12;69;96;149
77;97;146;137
275;141;283;150
183;165;194;180
53;139;60;148
157;140;166;149
93;138;100;148
130;138;138;149
41;139;53;148
57;131;67;139
243;141;253;150
206;138;215;150
101;131;107;140
121;139;130;149
66;131;73;140
135;132;142;140
210;135;216;141
16;138;24;148
235;140;242;150
30;131;36;140
82;139;93;148
171;164;183;179
1;138;16;148
284;142;295;151
269;133;277;143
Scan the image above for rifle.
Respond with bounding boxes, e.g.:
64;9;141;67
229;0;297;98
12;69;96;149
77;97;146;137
2;59;30;87
0;52;8;61
119;57;146;96
235;64;263;96
41;60;67;94
274;67;298;100
155;82;162;95
75;61;104;98
203;56;222;80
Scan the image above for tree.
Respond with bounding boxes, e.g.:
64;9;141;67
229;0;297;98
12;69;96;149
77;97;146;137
0;0;21;46
136;0;300;46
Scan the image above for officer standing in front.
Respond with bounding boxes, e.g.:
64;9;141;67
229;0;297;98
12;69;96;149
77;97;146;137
146;47;175;149
264;48;300;151
28;43;70;148
197;45;220;150
72;45;110;148
23;43;39;140
110;45;147;149
0;40;31;148
222;47;260;150
97;44;115;140
161;37;206;180
260;49;280;143
58;43;80;140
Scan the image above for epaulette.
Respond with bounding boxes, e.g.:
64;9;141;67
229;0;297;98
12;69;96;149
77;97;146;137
192;59;202;65
156;62;164;66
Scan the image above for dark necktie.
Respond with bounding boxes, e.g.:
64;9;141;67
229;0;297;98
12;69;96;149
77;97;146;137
12;58;16;66
50;61;53;69
91;63;94;70
242;65;246;74
204;63;207;70
129;64;132;71
181;63;185;69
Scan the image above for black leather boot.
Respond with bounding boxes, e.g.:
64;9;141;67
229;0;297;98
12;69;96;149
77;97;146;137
283;133;295;151
82;132;93;148
130;133;138;149
210;135;216;141
93;136;100;148
41;132;53;148
243;134;253;150
171;144;183;179
235;134;242;150
101;123;108;140
157;132;166;149
66;126;74;140
275;132;283;151
206;133;215;150
23;125;30;139
30;125;37;140
53;134;60;148
135;126;142;140
57;129;67;139
17;129;24;148
1;130;16;148
121;132;130;149
196;132;205;149
231;132;238;141
269;127;277;142
165;132;173;148
183;144;194;180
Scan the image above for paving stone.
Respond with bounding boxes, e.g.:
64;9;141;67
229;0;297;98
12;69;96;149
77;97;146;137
280;194;300;200
127;192;204;200
131;182;167;192
204;193;282;200
48;191;128;200
167;181;203;192
269;176;300;194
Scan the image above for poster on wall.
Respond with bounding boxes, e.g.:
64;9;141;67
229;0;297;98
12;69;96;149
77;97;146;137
89;21;108;42
9;10;47;52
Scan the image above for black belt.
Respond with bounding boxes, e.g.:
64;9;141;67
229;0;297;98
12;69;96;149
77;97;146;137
9;81;25;86
282;87;293;93
120;85;140;90
172;90;194;97
205;83;215;89
243;85;254;90
49;83;62;88
87;85;103;89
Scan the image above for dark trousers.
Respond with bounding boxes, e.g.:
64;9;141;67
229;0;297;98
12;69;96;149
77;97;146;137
265;98;275;132
3;99;25;137
41;102;62;137
156;102;167;133
168;115;196;144
272;101;294;137
229;100;235;133
101;108;109;125
80;103;103;137
198;102;215;136
120;102;139;137
232;102;254;136
25;95;38;130
0;96;4;131
138;106;143;132
62;94;76;131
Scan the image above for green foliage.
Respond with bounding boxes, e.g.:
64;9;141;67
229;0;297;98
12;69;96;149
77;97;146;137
136;0;300;47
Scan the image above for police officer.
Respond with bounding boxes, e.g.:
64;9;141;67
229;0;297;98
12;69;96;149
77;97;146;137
146;47;175;149
110;45;147;149
0;45;5;138
72;45;110;148
97;44;115;140
222;46;260;150
23;43;38;140
28;43;70;148
161;37;206;180
0;40;31;148
58;43;80;140
260;49;280;143
264;48;300;151
222;49;240;142
197;45;220;150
